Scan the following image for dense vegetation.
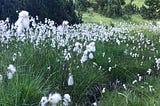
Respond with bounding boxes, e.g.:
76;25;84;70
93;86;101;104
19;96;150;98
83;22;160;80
140;0;160;19
0;15;160;105
0;0;160;106
0;0;82;24
76;0;160;19
0;0;159;25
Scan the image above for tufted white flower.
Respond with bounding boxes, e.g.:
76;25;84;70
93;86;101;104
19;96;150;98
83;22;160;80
116;39;120;45
132;80;137;84
108;67;112;72
7;64;16;74
83;50;88;55
123;84;127;90
12;53;17;61
147;68;152;75
102;88;106;93
93;102;97;106
16;23;23;34
7;72;13;79
64;53;71;61
80;54;88;63
149;85;155;92
73;42;82;54
62;20;69;26
48;93;62;106
67;73;74;86
40;96;48;106
89;52;94;59
86;42;96;52
137;74;142;81
0;74;3;81
15;10;30;34
155;58;160;70
108;57;111;63
63;94;71;106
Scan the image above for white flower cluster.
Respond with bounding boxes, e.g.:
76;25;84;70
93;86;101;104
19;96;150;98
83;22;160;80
155;58;160;70
15;10;30;34
67;73;74;86
73;42;83;54
132;74;142;84
63;49;71;61
80;42;96;63
7;64;16;79
40;93;71;106
147;68;152;75
0;64;16;81
12;52;22;61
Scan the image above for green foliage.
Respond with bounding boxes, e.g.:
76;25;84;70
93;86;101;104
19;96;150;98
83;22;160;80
140;0;160;19
100;75;160;106
75;0;90;12
123;0;139;16
0;0;82;24
1;20;160;105
95;0;126;17
0;68;44;105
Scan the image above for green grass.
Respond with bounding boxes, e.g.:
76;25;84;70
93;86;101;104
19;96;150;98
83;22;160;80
100;75;160;106
82;11;148;26
125;0;145;7
82;0;146;25
1;14;160;105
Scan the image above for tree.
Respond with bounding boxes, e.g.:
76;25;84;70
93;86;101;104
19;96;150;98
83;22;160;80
140;0;160;19
75;0;90;12
0;0;19;22
95;0;126;17
124;0;139;16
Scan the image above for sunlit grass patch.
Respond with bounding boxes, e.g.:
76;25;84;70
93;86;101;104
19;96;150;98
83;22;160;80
82;11;148;26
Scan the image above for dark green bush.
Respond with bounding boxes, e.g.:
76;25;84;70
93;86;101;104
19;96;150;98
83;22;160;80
140;0;160;19
0;0;82;24
75;0;90;12
124;2;139;15
94;0;126;18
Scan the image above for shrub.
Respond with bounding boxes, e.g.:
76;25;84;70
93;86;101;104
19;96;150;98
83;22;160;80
140;0;160;19
124;2;139;15
95;0;126;18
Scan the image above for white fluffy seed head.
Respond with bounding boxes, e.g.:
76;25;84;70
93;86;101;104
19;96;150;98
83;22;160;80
40;96;48;106
67;73;74;86
89;52;94;59
64;94;71;102
0;74;3;81
7;64;16;74
93;102;97;106
48;93;62;105
63;94;71;106
15;10;30;34
7;72;13;79
19;11;29;18
102;88;106;93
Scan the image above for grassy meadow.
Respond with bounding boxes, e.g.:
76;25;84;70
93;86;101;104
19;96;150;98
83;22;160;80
1;0;160;106
125;0;145;7
1;18;160;106
82;0;146;25
82;11;148;25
